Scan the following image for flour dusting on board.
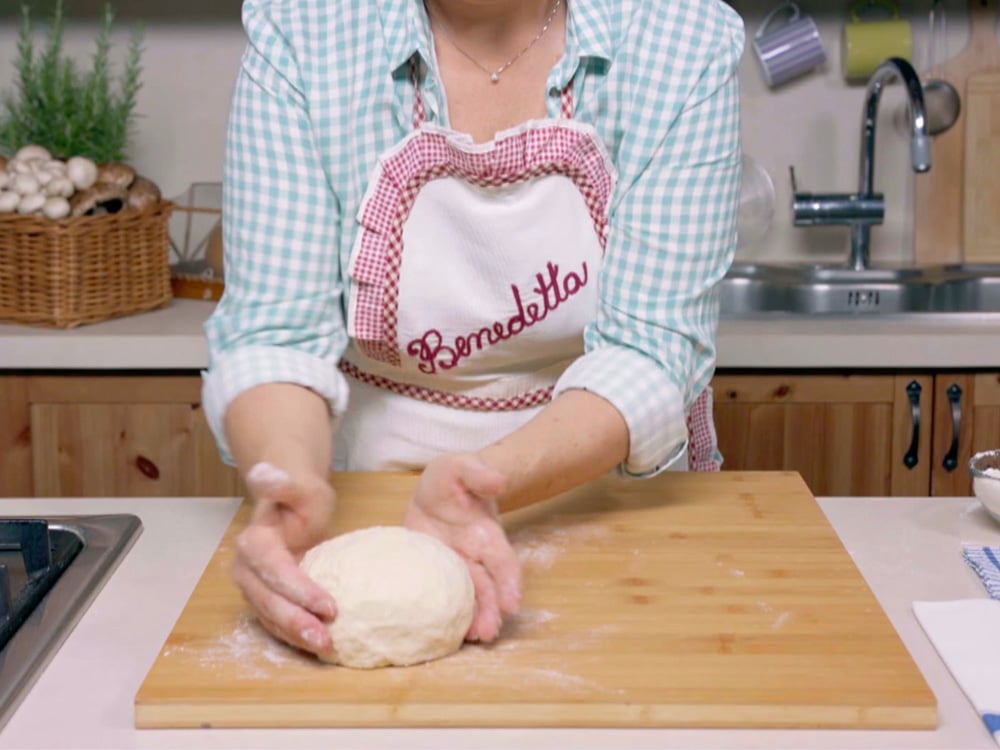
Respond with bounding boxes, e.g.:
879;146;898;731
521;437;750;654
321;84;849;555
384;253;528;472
511;522;613;570
384;606;625;696
161;613;308;679
160;604;615;693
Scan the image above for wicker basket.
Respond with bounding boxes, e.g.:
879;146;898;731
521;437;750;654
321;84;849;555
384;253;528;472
0;200;174;328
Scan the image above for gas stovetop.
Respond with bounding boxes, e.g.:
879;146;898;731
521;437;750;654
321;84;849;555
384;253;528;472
0;514;142;730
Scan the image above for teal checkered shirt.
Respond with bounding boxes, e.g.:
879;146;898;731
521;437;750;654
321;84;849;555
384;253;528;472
203;0;745;475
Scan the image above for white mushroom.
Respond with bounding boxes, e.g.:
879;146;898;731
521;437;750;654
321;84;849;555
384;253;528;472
42;196;71;220
12;160;35;176
44;159;67;174
0;190;20;212
0;172;9;191
14;144;52;163
45;176;75;198
33;167;54;187
12;173;40;196
66;156;99;191
17;192;46;214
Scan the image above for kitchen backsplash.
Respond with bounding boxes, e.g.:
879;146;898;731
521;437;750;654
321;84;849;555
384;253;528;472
0;1;980;266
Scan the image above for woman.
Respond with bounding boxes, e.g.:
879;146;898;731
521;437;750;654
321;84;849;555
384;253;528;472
203;0;744;657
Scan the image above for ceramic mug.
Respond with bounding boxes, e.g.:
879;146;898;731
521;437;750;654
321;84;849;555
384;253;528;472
753;1;827;87
841;0;913;81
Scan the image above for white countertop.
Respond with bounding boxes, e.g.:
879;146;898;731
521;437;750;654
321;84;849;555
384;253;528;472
1;299;998;370
1;493;999;749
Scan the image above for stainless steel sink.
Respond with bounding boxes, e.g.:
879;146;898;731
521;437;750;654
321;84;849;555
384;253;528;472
719;262;1000;317
932;265;1000;313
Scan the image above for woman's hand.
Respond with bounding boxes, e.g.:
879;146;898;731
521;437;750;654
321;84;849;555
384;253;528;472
233;462;338;655
403;453;522;642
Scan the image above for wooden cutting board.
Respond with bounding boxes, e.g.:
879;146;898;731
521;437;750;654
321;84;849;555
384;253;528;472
914;0;1000;266
134;471;936;730
963;70;1000;261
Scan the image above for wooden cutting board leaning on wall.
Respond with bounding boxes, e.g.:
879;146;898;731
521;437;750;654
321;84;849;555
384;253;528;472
914;0;1000;266
963;71;1000;262
134;471;936;730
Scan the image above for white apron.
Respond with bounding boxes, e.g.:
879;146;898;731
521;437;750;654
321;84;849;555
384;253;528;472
336;68;717;472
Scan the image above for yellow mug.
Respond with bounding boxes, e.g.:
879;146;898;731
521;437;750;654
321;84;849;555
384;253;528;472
841;0;913;81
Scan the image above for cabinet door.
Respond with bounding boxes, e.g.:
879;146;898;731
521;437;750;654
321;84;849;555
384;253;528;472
712;373;932;497
972;374;1000;452
28;376;240;497
0;376;33;497
931;373;1000;497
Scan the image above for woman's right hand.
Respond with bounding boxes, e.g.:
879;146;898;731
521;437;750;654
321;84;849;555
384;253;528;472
233;462;338;656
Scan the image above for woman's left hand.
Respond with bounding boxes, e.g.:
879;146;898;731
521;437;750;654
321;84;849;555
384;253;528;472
403;453;522;643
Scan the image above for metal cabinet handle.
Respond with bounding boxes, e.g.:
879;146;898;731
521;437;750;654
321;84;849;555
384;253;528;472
942;383;963;472
903;380;921;469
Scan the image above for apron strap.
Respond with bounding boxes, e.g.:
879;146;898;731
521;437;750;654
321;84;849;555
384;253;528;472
408;57;574;129
559;79;574;120
410;58;428;130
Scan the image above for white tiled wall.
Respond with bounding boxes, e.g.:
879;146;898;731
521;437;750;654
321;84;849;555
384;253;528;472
0;1;987;266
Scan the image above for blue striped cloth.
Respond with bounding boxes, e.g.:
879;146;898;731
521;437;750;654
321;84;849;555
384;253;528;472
963;546;1000;600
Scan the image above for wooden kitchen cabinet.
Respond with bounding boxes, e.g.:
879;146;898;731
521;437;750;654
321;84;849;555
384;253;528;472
0;374;240;497
930;373;1000;497
712;373;934;497
2;370;997;499
0;376;33;497
712;371;1000;498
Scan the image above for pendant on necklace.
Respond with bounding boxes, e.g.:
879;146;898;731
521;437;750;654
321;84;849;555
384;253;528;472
490;72;499;83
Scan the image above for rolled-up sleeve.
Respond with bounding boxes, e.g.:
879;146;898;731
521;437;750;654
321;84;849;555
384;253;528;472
202;0;349;464
553;4;744;477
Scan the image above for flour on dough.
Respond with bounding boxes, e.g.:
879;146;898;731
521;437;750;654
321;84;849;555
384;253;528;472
299;526;474;668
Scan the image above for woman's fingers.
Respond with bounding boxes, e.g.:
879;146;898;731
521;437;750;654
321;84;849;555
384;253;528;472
245;463;335;548
235;524;337;619
478;532;523;615
465;560;502;642
235;564;332;655
452;457;521;616
234;462;340;656
457;454;506;501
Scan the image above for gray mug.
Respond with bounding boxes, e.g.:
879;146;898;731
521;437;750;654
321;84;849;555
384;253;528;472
753;2;827;88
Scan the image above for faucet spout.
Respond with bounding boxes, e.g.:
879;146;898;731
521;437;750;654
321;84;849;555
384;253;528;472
859;57;931;196
849;57;931;271
792;56;932;272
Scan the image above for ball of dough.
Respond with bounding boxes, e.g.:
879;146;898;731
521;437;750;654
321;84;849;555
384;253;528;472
300;526;474;669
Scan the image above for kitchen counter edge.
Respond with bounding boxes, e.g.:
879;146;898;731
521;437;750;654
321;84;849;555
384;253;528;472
1;299;998;370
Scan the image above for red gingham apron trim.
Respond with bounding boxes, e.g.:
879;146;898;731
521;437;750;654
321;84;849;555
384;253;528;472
686;387;720;472
412;58;427;130
339;359;554;412
560;81;574;120
352;64;610;365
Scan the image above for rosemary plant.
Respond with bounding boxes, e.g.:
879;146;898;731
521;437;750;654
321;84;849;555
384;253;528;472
0;1;144;163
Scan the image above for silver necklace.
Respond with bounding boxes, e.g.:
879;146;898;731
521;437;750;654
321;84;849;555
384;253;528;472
427;0;563;84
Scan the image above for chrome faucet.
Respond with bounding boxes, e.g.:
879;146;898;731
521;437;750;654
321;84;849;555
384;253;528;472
791;57;932;271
